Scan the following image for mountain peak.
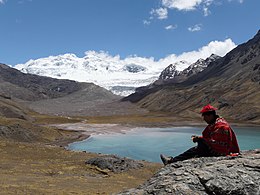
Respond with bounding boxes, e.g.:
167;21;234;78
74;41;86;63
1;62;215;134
158;54;220;82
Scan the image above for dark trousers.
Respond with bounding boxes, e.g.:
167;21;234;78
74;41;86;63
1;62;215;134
170;139;214;163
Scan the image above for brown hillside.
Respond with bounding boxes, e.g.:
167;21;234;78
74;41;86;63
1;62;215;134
0;63;146;116
123;30;260;124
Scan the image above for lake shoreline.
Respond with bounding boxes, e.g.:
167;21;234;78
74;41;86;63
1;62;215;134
48;120;260;164
49;120;260;148
67;124;260;163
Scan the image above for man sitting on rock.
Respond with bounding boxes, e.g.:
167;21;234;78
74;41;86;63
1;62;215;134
160;104;240;165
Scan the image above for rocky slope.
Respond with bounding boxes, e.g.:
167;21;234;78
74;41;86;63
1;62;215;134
158;54;220;83
0;63;147;116
0;63;113;101
0;94;33;121
123;30;260;124
120;150;260;195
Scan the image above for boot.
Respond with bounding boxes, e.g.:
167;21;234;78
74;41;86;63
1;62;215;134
160;154;174;165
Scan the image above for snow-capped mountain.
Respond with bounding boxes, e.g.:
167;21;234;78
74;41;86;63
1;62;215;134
158;61;187;80
159;54;220;82
14;51;193;96
12;38;236;96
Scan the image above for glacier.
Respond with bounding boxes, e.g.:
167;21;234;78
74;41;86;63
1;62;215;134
14;51;192;96
14;39;236;96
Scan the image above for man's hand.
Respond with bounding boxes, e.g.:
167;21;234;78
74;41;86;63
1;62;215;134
191;135;200;143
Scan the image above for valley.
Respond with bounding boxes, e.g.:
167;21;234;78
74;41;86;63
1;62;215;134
0;30;260;194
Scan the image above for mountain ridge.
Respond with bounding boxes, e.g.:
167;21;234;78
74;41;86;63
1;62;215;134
13;47;232;96
0;63;147;117
14;52;161;96
123;30;260;123
158;54;221;84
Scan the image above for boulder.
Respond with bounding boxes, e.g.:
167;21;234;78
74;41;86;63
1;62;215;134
85;155;144;173
119;150;260;194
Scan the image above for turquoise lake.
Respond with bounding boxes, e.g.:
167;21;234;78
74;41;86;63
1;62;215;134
68;126;260;163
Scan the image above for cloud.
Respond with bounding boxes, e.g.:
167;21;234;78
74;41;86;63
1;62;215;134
150;7;168;20
150;0;245;23
147;0;215;26
156;38;236;70
143;20;151;25
146;7;168;25
203;7;211;16
154;0;214;19
165;24;178;30
228;0;244;3
161;0;203;11
0;0;5;4
83;38;236;72
188;24;202;32
18;0;33;4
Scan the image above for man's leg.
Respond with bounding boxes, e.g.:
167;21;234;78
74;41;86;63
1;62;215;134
196;138;212;157
160;146;198;165
160;139;212;165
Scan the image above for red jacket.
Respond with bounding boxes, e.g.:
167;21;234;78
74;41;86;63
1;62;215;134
202;118;240;156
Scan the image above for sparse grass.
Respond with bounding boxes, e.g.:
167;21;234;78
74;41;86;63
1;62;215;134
0;113;163;194
0;117;64;142
0;140;161;194
28;111;201;127
86;114;171;125
83;112;201;127
31;114;83;124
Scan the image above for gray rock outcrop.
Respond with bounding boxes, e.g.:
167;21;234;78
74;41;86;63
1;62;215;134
119;150;260;194
85;155;144;173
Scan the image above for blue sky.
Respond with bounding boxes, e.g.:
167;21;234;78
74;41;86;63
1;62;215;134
0;0;260;66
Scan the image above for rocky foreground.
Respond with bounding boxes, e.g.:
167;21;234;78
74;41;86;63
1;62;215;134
120;150;260;195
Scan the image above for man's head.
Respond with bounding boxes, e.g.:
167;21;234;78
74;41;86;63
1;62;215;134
200;104;218;124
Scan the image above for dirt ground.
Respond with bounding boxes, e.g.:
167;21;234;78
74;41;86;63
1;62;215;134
0;139;161;194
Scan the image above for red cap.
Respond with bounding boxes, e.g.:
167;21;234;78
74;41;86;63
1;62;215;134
200;104;217;113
